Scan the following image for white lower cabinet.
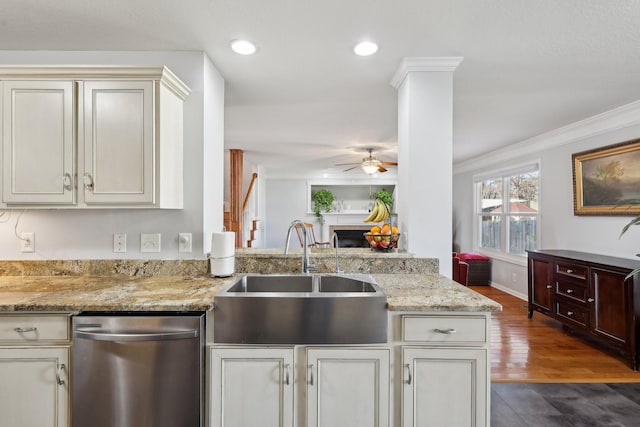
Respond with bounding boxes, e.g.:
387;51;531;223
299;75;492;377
208;346;390;427
402;347;487;427
0;346;70;427
306;347;390;427
209;347;294;427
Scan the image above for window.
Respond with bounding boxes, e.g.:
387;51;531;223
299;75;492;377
474;163;539;258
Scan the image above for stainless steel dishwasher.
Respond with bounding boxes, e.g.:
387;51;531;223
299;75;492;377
72;313;204;427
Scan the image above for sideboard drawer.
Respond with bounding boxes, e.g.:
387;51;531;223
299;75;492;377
556;281;587;304
555;262;588;283
402;315;486;344
555;301;588;329
0;315;70;342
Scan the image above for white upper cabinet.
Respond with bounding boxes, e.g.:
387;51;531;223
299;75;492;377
2;80;75;204
0;66;190;208
82;81;154;205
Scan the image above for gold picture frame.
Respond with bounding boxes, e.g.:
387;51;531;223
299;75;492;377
573;138;640;216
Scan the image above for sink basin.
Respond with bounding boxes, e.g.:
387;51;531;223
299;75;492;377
213;274;387;344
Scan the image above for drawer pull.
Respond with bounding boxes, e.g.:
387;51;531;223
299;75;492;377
433;328;456;334
405;363;412;385
566;269;574;274
546;285;553;289
14;327;37;333
56;364;66;386
567;311;574;316
308;364;314;386
566;289;574;294
588;298;595;303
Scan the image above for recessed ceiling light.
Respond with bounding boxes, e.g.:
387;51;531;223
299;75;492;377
354;41;378;56
230;39;257;55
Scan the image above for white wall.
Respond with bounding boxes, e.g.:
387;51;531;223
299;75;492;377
264;179;315;248
453;103;640;298
0;50;225;260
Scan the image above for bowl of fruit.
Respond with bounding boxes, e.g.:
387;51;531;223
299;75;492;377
364;224;400;251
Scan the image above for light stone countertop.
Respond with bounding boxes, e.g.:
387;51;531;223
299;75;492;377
0;273;501;313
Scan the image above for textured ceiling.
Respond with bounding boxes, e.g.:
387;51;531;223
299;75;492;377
1;0;639;179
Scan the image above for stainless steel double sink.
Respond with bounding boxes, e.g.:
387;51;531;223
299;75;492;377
212;274;388;344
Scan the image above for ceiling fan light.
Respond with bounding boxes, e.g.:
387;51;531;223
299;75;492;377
362;161;379;175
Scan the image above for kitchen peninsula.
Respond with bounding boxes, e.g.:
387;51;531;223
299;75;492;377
0;251;501;427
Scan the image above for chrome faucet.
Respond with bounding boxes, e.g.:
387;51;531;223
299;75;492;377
332;232;343;274
284;220;317;274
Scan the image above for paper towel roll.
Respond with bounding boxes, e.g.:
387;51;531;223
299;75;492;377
211;232;235;258
210;257;235;277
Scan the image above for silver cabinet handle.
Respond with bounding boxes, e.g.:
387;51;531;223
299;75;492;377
83;173;94;191
56;363;66;386
567;311;574;316
405;363;412;385
63;173;73;191
284;363;290;386
588;298;595;303
546;285;553;289
14;327;37;333
566;289;574;294
567;269;573;274
434;328;456;334
308;363;314;386
74;329;199;342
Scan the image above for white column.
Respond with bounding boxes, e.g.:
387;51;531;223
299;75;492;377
391;57;463;276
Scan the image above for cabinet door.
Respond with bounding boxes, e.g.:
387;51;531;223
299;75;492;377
209;347;294;427
528;255;554;316
402;347;487;427
590;268;630;346
2;81;75;204
0;346;69;427
82;81;154;205
306;347;390;427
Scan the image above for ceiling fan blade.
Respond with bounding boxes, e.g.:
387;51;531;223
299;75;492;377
343;165;360;172
380;161;398;166
335;162;361;166
377;165;388;173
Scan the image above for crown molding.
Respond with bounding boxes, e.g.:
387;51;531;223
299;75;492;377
0;65;191;98
390;57;464;88
453;100;640;175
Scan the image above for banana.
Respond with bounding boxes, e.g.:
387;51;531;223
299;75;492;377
373;199;387;222
363;202;380;222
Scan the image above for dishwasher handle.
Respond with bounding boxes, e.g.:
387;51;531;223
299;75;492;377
74;329;199;342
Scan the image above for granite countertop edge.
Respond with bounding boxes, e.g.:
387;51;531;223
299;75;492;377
0;273;502;313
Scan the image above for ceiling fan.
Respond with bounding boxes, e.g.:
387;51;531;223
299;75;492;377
336;148;398;175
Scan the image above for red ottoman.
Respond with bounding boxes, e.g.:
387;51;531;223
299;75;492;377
457;253;491;286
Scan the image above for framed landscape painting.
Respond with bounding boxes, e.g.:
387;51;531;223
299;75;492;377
573;138;640;216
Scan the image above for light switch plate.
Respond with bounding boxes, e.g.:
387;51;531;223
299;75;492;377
141;233;161;253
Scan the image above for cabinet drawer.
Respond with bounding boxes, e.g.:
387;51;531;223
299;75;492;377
555;301;588;329
555;262;587;282
402;315;486;344
556;281;587;303
0;315;70;342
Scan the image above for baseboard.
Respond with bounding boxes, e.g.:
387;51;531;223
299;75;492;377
489;281;527;301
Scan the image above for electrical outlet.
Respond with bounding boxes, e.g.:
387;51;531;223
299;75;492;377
178;233;192;253
20;232;35;252
141;233;161;253
113;233;127;253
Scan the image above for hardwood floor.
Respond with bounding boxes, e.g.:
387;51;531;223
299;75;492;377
470;285;640;383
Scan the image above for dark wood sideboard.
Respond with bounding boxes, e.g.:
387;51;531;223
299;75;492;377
527;249;640;370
